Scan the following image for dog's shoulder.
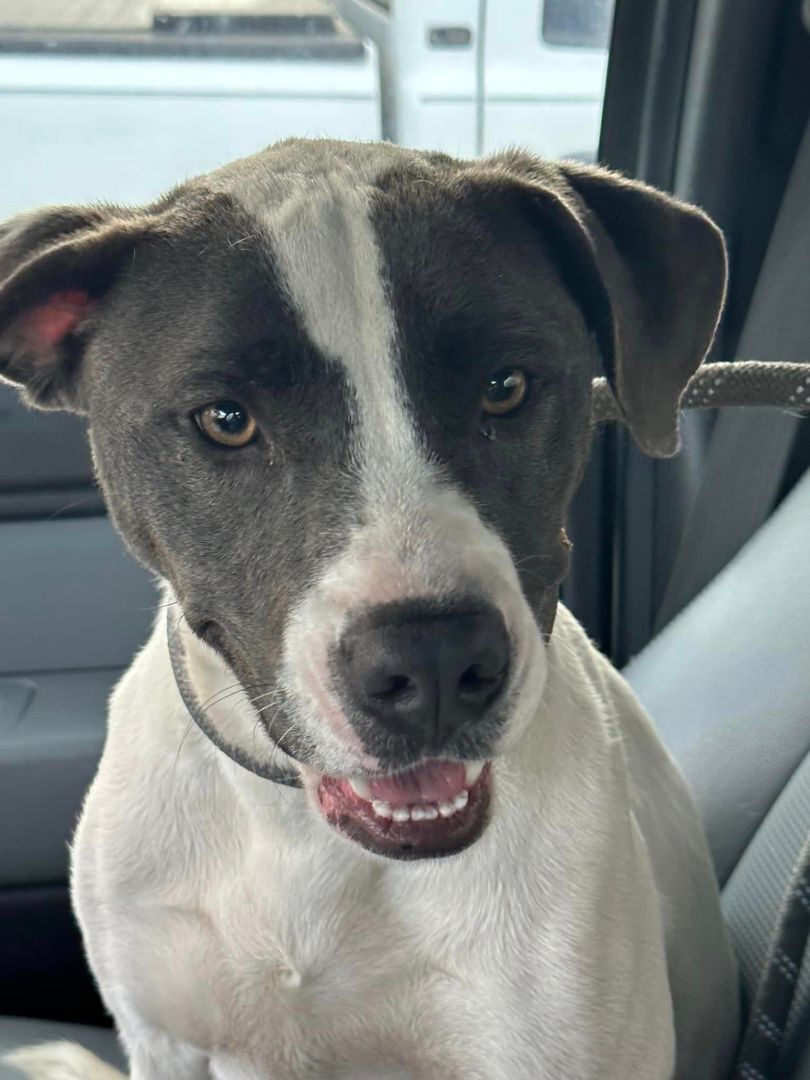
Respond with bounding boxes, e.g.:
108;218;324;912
549;609;740;1077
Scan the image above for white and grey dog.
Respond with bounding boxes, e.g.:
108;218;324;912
0;140;739;1079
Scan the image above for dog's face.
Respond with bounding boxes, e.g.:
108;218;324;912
0;140;726;860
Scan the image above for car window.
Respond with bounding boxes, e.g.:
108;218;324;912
541;0;614;49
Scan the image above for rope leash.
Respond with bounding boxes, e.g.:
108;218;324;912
591;360;810;424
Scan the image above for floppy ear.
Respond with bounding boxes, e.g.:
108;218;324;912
559;162;727;456
487;155;727;456
0;205;145;412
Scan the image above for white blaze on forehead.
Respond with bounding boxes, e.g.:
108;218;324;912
235;166;421;485
266;180;479;603
224;152;465;602
271;182;398;433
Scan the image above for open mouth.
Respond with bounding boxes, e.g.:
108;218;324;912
317;760;492;860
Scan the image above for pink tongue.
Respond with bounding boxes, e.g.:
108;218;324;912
367;761;466;807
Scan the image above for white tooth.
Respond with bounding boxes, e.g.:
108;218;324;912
411;806;427;822
349;777;371;799
453;790;469;811
438;801;457;818
371;800;392;819
464;762;484;787
392;807;410;823
422;805;439;821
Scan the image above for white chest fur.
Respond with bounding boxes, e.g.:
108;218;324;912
72;609;681;1080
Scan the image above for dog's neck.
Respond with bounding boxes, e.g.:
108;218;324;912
164;594;302;786
167;606;302;788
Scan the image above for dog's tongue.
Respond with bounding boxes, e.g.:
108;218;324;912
367;760;466;806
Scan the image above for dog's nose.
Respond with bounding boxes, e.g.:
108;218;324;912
336;602;510;748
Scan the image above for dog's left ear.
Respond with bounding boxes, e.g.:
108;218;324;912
0;205;148;412
488;156;727;456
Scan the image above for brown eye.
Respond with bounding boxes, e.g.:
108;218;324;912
481;368;529;416
194;401;257;448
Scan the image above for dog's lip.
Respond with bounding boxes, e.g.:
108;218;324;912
315;760;492;860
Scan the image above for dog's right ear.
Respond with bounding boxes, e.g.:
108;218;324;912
0;205;147;412
472;154;727;457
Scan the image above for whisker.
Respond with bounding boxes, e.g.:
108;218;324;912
512;552;549;569
198;684;249;713
173;716;197;770
268;723;297;773
143;598;180;612
249;688;283;705
255;696;285;716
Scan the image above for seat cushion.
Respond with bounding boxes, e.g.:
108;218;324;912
722;750;810;1073
0;1016;125;1078
624;467;810;885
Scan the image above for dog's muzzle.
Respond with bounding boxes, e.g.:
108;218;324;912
333;599;510;752
308;599;509;860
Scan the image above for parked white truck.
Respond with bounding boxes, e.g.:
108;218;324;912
335;0;612;159
0;0;611;215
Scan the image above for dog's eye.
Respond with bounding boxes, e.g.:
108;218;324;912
194;401;257;448
481;368;528;416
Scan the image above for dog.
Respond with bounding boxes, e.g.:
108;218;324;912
0;139;739;1079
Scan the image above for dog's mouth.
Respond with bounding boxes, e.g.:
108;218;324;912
317;759;491;860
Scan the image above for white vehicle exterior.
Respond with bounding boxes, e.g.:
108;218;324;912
0;49;381;217
337;0;611;159
482;0;610;159
0;0;610;216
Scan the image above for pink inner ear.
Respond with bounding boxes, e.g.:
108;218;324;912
18;289;93;350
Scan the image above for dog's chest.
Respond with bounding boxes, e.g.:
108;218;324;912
127;835;475;1078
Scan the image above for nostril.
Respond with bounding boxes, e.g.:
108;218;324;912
458;663;507;701
371;673;412;701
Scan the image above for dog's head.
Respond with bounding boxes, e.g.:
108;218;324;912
0;140;725;859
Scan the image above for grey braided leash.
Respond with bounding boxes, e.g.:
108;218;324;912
591;360;810;424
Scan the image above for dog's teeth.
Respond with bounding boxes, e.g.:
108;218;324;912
349;777;371;799
371;800;392;819
389;801;455;824
464;762;484;787
453;790;469;811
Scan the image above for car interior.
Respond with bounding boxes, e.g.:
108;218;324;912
0;0;808;1076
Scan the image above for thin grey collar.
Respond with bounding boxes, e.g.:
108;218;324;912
166;611;302;788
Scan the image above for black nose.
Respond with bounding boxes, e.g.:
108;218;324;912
336;601;510;748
